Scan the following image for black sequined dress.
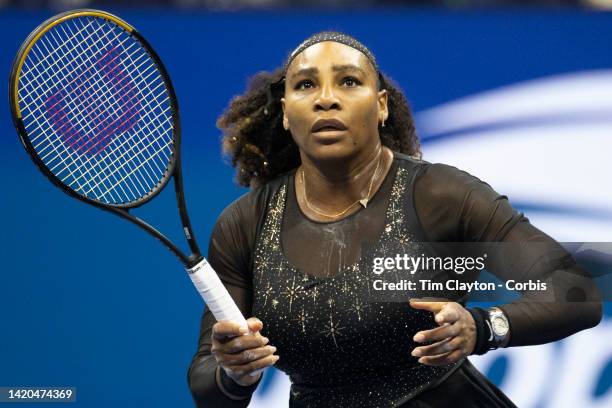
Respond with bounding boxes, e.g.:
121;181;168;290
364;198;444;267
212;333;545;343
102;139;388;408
188;153;602;408
252;163;462;407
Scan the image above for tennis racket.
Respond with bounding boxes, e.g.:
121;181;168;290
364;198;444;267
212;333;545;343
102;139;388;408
9;10;248;332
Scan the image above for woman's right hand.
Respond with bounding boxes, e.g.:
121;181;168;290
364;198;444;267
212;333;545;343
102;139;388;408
211;317;279;386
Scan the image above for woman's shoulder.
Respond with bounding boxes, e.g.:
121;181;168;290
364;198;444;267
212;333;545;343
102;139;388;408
209;171;293;272
393;150;471;176
396;154;514;241
393;152;493;199
215;170;292;231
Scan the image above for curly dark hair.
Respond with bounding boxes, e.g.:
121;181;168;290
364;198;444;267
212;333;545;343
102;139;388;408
217;62;421;189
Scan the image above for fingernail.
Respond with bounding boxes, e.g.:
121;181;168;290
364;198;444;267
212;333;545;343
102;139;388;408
435;315;443;323
413;334;424;342
263;337;270;344
273;355;280;361
270;346;277;352
412;349;421;357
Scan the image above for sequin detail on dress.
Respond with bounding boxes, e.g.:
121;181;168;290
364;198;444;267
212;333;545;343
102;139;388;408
252;165;460;408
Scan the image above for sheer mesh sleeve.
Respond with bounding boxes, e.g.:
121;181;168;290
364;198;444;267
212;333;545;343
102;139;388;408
187;196;260;407
414;163;603;346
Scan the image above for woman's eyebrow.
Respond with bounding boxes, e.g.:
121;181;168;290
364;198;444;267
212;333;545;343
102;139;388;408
290;64;367;79
331;64;367;76
291;67;318;78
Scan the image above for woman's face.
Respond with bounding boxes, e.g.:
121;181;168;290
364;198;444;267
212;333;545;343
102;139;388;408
281;41;388;163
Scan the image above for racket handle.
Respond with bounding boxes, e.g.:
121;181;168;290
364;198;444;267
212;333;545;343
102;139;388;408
187;258;248;331
187;258;262;379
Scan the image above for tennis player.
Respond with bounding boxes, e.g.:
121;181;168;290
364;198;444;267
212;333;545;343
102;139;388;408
187;32;602;407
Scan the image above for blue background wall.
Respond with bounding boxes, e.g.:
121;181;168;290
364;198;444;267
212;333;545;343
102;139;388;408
0;9;610;407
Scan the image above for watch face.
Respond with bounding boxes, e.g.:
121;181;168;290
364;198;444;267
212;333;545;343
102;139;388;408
491;316;509;336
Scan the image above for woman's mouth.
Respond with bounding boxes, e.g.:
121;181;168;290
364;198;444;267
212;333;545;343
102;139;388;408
311;118;348;133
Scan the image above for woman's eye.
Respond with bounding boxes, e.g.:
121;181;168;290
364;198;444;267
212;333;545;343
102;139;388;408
342;77;361;87
295;80;314;90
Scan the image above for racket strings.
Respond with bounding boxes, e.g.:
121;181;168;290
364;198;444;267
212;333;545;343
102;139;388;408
39;39;163;189
37;45;163;170
29;29;138;145
25;27;132;154
45;46;142;156
22;22;132;133
19;19;102;105
26;41;152;201
32;19;169;198
18;16;175;205
20;18;150;199
19;21;110;194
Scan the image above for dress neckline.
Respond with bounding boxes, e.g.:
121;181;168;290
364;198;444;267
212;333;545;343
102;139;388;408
275;157;404;282
290;152;398;226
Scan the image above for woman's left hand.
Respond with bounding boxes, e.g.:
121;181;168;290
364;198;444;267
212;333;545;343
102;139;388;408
408;299;477;366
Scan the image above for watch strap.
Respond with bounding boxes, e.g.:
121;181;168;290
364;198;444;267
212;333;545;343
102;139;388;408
467;307;491;355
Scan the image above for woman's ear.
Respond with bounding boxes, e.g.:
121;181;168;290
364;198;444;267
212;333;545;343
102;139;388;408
377;89;388;125
281;97;290;131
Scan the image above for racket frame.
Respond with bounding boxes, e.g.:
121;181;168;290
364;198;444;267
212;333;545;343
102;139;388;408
9;9;202;268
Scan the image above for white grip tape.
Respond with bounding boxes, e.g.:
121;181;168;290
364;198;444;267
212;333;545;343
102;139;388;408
187;258;248;331
187;259;261;378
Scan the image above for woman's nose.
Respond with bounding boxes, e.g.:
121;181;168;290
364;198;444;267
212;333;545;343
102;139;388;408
314;82;341;111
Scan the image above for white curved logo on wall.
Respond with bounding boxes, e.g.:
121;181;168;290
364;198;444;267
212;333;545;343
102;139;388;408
416;70;612;242
249;71;612;408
